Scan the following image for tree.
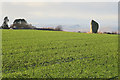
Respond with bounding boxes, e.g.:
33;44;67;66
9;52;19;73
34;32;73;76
10;18;36;29
1;16;9;29
54;25;63;31
13;19;27;24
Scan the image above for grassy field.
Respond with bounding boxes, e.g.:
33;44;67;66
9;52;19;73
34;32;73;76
2;29;118;78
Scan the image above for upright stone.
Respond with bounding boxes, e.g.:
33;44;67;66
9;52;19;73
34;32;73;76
90;20;99;33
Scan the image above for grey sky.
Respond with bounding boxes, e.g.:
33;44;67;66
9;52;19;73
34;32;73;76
1;2;118;32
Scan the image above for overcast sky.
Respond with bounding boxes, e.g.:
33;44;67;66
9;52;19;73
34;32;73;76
1;2;118;32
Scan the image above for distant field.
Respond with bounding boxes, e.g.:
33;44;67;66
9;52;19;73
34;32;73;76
2;30;118;78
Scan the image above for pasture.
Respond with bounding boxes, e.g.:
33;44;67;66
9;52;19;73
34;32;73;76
2;30;118;78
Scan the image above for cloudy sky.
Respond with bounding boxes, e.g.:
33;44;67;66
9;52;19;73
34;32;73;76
1;2;118;32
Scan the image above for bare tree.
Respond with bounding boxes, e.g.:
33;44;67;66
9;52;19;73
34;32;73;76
54;25;62;31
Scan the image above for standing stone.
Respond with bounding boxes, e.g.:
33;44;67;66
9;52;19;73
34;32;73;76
90;20;99;33
1;16;9;29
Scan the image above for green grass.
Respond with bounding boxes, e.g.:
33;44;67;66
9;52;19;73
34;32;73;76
2;29;118;78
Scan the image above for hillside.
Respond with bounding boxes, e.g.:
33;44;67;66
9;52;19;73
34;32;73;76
2;30;118;78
